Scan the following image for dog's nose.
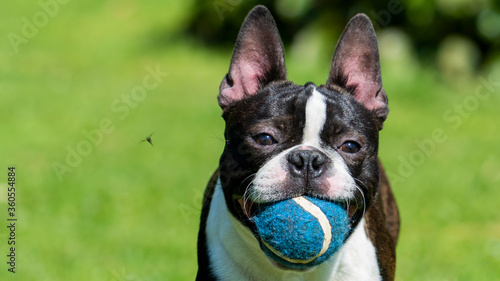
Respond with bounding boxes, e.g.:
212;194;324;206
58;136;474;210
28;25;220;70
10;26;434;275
288;149;327;179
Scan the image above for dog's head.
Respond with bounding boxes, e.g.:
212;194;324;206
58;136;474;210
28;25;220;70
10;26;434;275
217;5;388;268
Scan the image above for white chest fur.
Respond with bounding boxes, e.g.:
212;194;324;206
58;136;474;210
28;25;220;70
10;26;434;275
205;181;381;281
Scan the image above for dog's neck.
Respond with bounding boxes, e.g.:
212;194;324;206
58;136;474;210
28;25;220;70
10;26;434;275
205;180;382;281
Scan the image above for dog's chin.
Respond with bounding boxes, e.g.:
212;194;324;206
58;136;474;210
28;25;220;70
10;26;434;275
235;195;364;270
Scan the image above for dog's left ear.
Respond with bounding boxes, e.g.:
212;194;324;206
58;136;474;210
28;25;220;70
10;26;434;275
326;14;388;128
218;5;287;110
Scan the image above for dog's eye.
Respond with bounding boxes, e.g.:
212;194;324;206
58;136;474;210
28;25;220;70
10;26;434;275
339;141;360;153
254;133;277;146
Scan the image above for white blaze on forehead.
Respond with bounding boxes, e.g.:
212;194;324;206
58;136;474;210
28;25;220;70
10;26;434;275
303;88;327;146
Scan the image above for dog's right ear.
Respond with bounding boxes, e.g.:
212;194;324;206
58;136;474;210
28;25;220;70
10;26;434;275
218;5;287;110
326;14;388;128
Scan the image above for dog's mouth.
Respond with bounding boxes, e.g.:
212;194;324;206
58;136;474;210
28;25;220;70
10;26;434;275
235;196;364;270
238;196;363;222
237;196;364;242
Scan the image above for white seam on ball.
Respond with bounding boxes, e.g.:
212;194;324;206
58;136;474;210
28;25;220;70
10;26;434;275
293;196;332;257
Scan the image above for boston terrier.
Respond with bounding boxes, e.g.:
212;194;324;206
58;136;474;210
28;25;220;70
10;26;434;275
196;5;399;281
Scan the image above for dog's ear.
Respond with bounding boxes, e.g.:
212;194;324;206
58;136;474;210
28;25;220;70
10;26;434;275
326;14;388;128
218;5;287;110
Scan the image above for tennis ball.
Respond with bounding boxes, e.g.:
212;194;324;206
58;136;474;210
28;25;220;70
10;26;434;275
251;196;351;269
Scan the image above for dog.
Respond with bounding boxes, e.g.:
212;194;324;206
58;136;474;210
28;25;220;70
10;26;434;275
196;5;399;281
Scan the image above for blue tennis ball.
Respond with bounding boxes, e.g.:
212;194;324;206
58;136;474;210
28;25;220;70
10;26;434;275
251;196;351;269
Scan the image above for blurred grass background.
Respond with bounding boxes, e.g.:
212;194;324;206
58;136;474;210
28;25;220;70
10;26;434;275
0;0;499;280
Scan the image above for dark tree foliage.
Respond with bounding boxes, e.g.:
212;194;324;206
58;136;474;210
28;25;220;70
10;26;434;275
185;0;500;67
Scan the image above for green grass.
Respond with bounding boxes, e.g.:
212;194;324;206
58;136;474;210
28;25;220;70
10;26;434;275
1;1;499;280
